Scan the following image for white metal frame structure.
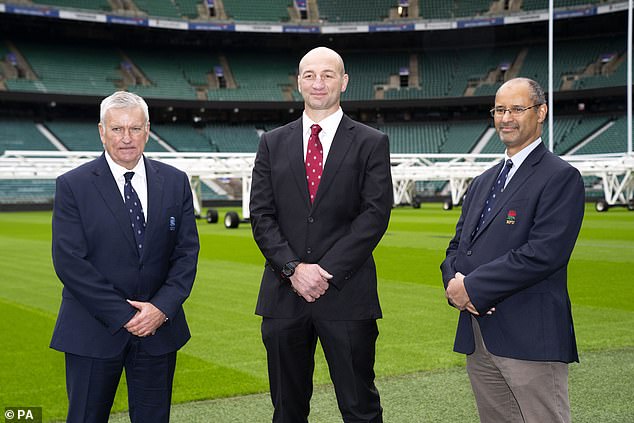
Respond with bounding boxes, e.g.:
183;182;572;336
1;151;632;217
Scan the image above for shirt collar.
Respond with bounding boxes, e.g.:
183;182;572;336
302;108;344;137
505;137;542;170
104;151;146;182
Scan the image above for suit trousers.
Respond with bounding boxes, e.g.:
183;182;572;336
466;316;570;423
64;337;177;423
262;312;383;423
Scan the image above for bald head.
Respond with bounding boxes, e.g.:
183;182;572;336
297;46;349;121
299;47;346;76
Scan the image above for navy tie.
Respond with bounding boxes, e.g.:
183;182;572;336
474;159;513;235
124;171;145;253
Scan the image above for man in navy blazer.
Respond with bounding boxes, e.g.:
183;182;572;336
51;91;199;423
250;47;392;422
441;78;585;423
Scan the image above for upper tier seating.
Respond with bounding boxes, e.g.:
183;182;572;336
8;41;121;96
222;0;291;22
3;35;626;102
317;0;393;22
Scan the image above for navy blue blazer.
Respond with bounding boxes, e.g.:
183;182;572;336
250;115;393;320
441;142;584;363
51;154;199;358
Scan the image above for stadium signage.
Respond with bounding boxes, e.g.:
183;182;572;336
149;19;188;30
554;7;596;19
0;2;627;35
5;4;58;18
599;2;629;12
58;10;107;23
457;17;504;28
504;13;547;24
282;25;320;33
106;15;148;26
189;22;235;31
370;23;416;32
321;25;369;34
415;21;456;30
236;24;284;33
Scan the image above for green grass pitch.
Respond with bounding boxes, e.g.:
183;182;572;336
0;205;632;422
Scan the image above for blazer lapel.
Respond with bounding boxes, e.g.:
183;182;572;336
311;115;354;209
467;161;503;241
91;154;138;253
473;143;547;240
286;118;312;208
142;157;164;259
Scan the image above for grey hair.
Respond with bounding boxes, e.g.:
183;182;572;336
500;77;546;105
99;91;149;124
526;79;546;105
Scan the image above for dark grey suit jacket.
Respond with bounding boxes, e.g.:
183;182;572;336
250;115;393;320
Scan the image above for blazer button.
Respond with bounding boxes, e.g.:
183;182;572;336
307;216;314;223
466;250;472;256
306;248;312;254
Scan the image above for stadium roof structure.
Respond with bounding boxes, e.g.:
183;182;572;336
1;150;632;217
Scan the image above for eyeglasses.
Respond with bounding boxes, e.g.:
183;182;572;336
490;104;542;117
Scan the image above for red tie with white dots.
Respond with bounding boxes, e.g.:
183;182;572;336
306;124;323;203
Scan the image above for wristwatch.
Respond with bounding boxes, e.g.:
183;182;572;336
281;260;300;278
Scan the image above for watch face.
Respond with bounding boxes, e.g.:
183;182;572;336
282;261;297;277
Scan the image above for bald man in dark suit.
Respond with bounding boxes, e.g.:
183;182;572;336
250;47;393;423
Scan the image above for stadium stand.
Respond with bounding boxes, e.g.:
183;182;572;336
573;115;630;155
1;33;626;102
0;179;56;204
222;0;291;22
317;0;393;22
151;123;218;152
0;118;55;154
208;51;298;102
8;40;121;96
0;1;629;207
204;123;260;153
30;0;111;12
44;120;102;151
133;0;181;19
125;48;199;100
440;121;490;154
552;115;611;154
378;122;447;154
344;52;410;101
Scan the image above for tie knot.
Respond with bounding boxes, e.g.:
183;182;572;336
310;124;322;136
124;171;135;183
505;159;513;169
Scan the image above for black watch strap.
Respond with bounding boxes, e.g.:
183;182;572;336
281;260;300;278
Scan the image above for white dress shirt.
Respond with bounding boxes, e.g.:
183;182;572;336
104;152;148;220
302;107;344;166
503;137;543;188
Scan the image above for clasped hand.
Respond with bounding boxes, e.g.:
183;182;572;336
290;263;332;302
445;272;495;316
124;300;167;337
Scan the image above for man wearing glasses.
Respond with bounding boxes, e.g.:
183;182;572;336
441;77;585;423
